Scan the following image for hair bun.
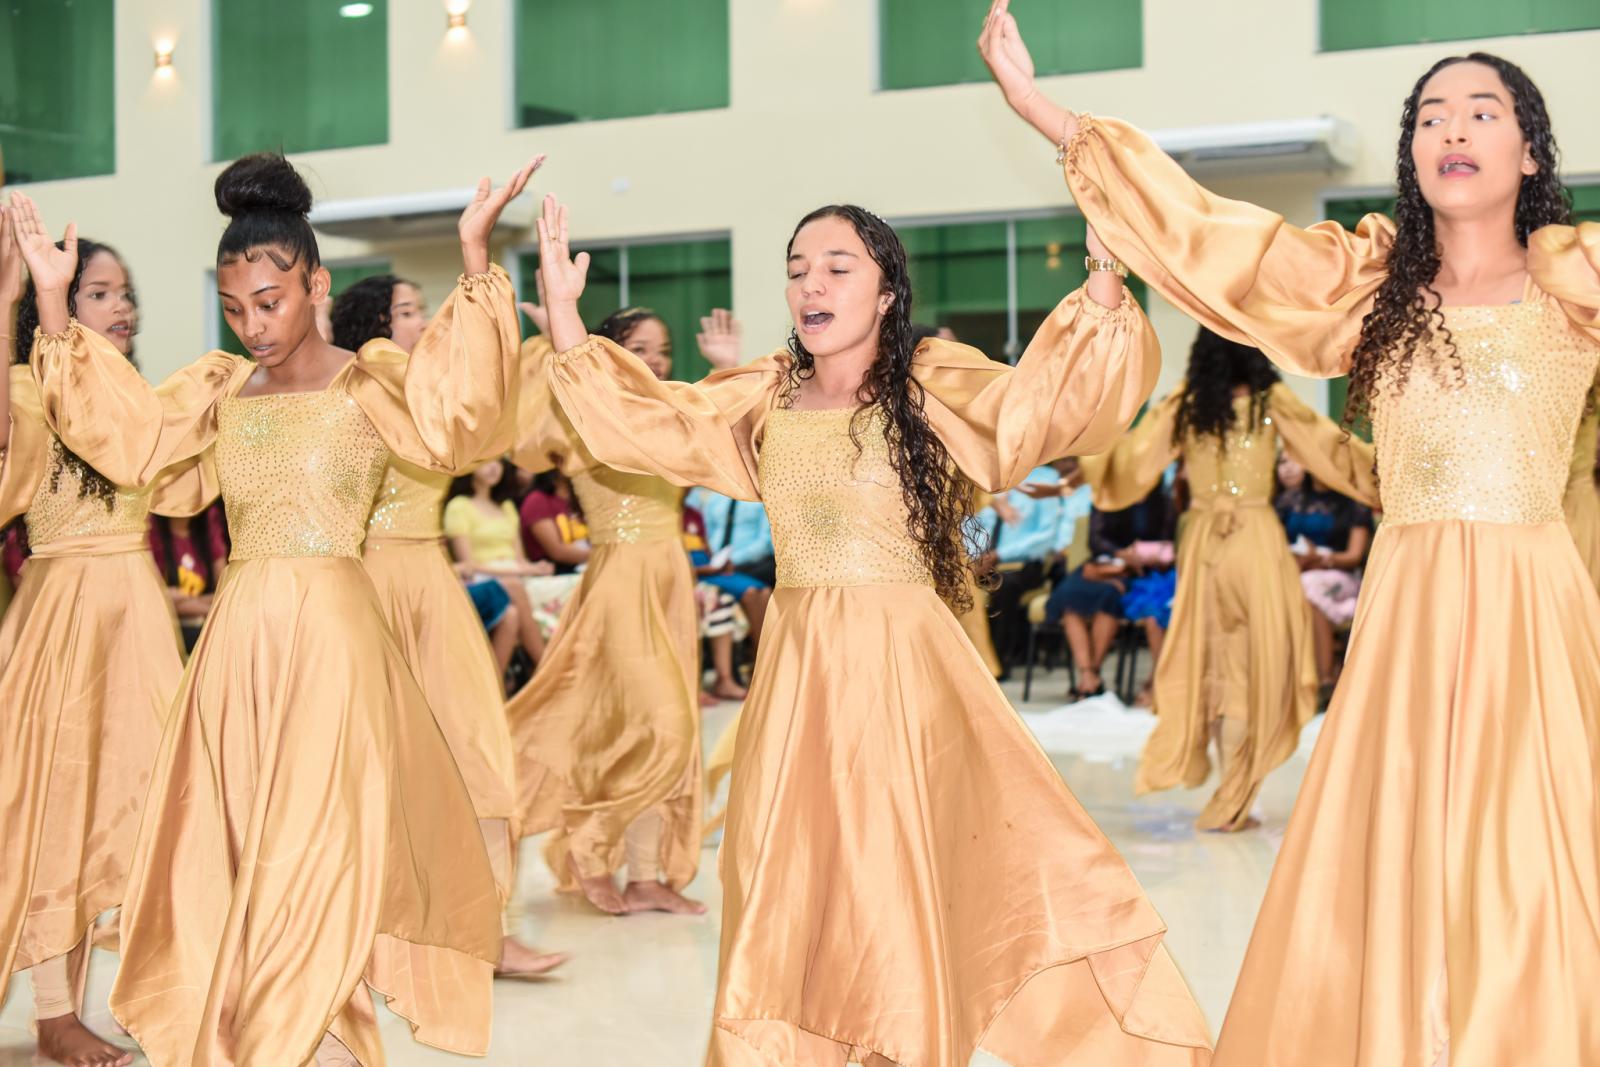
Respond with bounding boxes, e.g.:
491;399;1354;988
214;153;313;218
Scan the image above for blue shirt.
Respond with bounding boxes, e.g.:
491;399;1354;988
685;489;774;568
971;466;1065;565
1055;484;1094;553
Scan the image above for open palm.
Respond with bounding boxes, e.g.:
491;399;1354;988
458;155;545;251
978;0;1037;105
8;193;77;294
536;194;590;306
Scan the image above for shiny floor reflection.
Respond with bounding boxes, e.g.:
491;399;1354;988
0;673;1315;1065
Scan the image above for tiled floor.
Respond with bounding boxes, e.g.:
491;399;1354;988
0;673;1317;1066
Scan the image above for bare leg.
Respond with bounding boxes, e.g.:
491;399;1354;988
34;954;130;1067
489;603;520;678
1310;606;1336;686
482;817;568;977
740;587;770;649
709;633;747;700
498;578;546;662
621;810;705;915
1062;614;1096;693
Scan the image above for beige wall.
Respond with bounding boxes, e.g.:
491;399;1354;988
9;0;1599;409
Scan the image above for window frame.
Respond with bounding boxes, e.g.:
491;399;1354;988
1;0;119;184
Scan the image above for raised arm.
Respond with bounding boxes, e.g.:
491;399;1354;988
914;282;1161;493
979;1;1391;377
536;195;773;499
0;205;22;453
1266;384;1379;508
1077;390;1182;511
1530;221;1600;344
0;369;50;527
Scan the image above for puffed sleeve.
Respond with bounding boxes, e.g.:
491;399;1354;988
548;337;784;501
1266;384;1379;508
1530;222;1600;344
149;452;222;518
344;265;520;473
30;322;248;488
509;335;588;476
1063;115;1394;378
913;285;1160;493
1077;389;1181;511
0;368;51;526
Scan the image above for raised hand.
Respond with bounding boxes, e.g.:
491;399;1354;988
536;193;590;307
0;205;25;310
458;155;545;274
696;308;743;370
977;0;1037;109
8;192;77;296
518;268;551;336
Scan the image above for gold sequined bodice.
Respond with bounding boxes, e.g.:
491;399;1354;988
25;437;153;547
367;460;450;542
570;468;681;545
1373;300;1600;526
759;407;931;589
218;391;390;560
1183;395;1279;505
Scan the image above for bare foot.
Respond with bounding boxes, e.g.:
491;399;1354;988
496;935;569;978
623;881;707;915
698;690;719;708
1204;815;1262;833
711;678;748;701
37;1015;132;1067
567;855;628;915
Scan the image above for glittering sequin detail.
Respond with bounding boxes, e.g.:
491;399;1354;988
1373;300;1599;526
760;407;932;589
571;468;681;545
367;461;451;540
1184;396;1277;504
25;436;153;546
218;391;390;559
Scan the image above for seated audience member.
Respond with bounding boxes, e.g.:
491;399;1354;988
973;465;1066;678
148;503;230;651
684;504;751;703
446;459;555;665
687;488;776;590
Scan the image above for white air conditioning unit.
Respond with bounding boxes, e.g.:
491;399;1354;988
1148;116;1357;175
309;188;532;241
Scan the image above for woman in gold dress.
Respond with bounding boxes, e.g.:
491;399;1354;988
1080;329;1376;831
1563;386;1600;588
984;5;1600;1062
10;149;536;1067
331;276;566;978
535;192;1211;1065
0;218;184;1067
506;309;708;917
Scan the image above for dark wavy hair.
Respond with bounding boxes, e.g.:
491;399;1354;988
14;238;136;510
1345;52;1571;426
1174;328;1280;445
450;461;522;508
214;152;321;286
595;307;666;348
782;205;977;611
330;274;408;349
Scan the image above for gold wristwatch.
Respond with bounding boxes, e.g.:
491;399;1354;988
1084;256;1127;278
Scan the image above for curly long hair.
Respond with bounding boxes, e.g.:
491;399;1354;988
1174;328;1280;445
14;238;136;511
1345;52;1571;426
782;205;977;611
330;274;407;349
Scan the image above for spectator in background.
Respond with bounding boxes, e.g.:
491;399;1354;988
1275;451;1375;689
685;489;776;590
520;469;591;573
445;459;555;666
148;503;230;651
683;504;751;702
972;465;1065;678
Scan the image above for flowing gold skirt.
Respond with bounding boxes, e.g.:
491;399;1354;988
1215;520;1600;1067
709;584;1211;1067
1565;480;1600;591
507;538;701;889
0;546;180;1001
363;538;519;896
109;557;502;1067
1137;506;1316;830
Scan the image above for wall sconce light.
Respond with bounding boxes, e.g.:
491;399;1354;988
445;0;470;29
154;39;175;77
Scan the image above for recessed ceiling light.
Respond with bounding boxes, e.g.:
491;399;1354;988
340;3;374;17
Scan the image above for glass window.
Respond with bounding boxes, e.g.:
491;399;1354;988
901;215;1144;362
513;0;728;127
1321;0;1600;52
0;0;115;183
516;239;731;381
212;0;388;160
880;0;1140;91
214;259;392;357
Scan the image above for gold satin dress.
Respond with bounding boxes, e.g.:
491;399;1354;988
0;368;184;1008
1066;114;1600;1066
1563;392;1600;590
363;460;521;899
1081;385;1376;830
28;268;517;1067
547;286;1213;1066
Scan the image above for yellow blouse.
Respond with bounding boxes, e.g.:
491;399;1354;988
25;268;520;557
1063;116;1600;527
540;286;1158;588
442;496;521;564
